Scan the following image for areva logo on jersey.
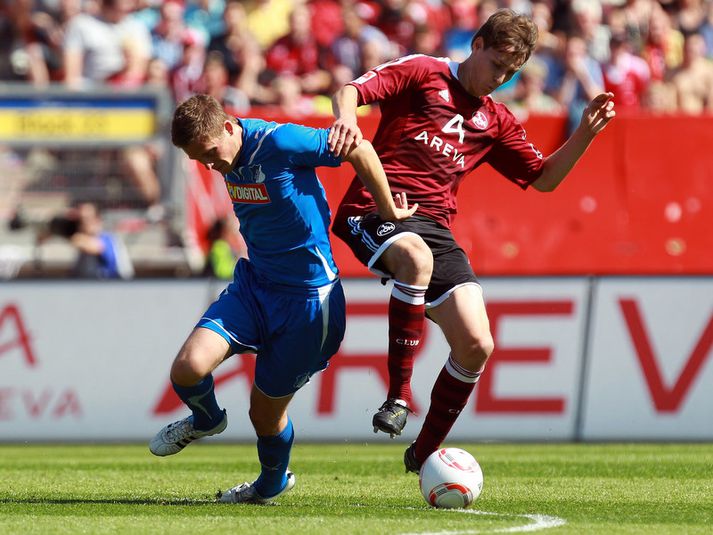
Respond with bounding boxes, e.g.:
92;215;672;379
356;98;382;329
377;222;396;236
471;111;489;130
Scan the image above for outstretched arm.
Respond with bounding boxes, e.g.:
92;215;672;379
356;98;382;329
328;85;363;158
532;92;616;192
344;140;418;221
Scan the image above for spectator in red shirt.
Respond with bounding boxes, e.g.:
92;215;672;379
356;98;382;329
308;0;344;50
265;3;330;95
603;32;651;110
375;0;449;57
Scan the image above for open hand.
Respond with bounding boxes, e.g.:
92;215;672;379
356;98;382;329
328;117;363;158
390;192;418;221
582;92;616;135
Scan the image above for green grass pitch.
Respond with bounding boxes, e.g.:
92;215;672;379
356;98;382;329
2;442;712;534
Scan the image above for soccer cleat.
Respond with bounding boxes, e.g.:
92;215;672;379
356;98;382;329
149;409;227;456
372;399;411;438
404;441;421;474
217;471;296;504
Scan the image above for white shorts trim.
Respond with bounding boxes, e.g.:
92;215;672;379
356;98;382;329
198;318;258;352
366;231;422;278
253;382;295;400
425;281;483;309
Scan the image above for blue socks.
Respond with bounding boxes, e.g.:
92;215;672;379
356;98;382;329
253;417;294;498
172;375;223;431
173;375;293;499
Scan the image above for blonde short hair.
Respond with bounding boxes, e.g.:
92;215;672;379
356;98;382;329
171;94;234;148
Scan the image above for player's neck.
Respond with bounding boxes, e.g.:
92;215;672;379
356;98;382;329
231;123;244;168
456;60;476;97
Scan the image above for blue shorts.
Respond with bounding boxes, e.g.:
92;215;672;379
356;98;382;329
197;259;346;397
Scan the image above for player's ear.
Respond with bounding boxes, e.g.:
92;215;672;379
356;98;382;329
224;120;234;135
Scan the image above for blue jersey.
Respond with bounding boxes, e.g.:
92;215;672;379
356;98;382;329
223;118;342;288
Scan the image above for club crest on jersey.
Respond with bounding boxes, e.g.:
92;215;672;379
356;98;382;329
293;373;311;389
237;164;266;184
225;181;271;204
471;111;489;130
376;222;396;237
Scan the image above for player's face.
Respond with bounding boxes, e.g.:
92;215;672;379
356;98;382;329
182;121;242;174
466;38;524;96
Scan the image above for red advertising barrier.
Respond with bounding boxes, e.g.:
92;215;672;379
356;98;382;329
191;112;713;275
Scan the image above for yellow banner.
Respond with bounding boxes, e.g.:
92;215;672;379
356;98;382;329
0;108;156;141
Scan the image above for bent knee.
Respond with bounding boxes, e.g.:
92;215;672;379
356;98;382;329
468;333;495;361
388;236;433;283
170;353;208;386
453;333;495;370
479;333;495;358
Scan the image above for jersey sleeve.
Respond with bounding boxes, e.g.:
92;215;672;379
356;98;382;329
348;54;432;106
273;124;342;169
485;106;545;189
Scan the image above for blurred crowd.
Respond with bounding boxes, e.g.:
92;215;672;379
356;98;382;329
2;0;713;278
1;0;713;120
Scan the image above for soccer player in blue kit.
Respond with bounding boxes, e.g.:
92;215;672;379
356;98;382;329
149;94;416;503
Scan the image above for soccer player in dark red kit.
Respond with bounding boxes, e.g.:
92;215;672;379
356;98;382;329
328;9;616;472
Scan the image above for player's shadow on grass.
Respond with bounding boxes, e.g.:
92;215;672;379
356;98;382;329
1;497;217;506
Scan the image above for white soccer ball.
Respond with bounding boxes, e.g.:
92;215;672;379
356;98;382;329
419;447;484;509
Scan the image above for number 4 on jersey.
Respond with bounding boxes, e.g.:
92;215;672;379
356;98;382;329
442;114;465;144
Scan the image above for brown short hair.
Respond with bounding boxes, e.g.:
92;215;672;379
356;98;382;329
171;94;233;148
471;9;538;65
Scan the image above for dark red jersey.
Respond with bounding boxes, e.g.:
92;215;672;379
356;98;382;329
339;54;545;228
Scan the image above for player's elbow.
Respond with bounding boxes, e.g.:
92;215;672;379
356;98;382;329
532;180;555;192
344;139;373;163
333;84;358;101
531;174;558;192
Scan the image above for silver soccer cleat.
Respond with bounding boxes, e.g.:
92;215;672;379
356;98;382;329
217;471;296;504
149;410;227;456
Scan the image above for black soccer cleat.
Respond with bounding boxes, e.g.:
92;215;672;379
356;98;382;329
372;398;411;438
403;442;421;474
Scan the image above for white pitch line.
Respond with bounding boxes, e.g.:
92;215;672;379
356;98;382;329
399;509;567;535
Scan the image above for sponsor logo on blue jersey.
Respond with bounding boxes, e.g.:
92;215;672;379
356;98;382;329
226;182;271;204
